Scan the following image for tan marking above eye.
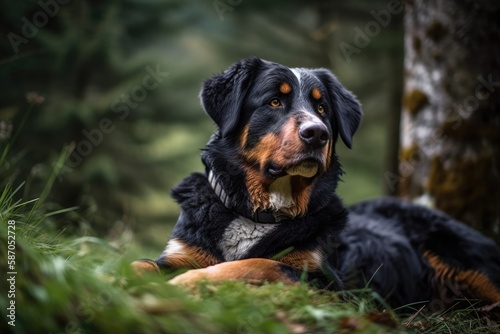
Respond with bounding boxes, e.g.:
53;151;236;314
312;87;322;100
279;82;292;94
269;98;281;107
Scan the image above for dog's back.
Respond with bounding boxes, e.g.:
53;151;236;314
337;198;500;309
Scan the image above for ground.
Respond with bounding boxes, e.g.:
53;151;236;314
1;185;498;334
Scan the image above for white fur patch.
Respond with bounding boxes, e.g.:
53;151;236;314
300;110;323;124
269;175;294;211
220;217;277;261
291;68;302;84
162;238;185;256
311;249;324;268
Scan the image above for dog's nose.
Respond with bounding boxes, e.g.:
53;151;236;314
299;122;329;148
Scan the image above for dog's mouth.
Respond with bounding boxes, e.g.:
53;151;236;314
286;160;319;178
267;158;322;179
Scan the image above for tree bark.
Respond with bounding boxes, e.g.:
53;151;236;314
400;0;500;241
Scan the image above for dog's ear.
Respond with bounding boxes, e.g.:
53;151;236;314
312;69;362;148
200;57;264;137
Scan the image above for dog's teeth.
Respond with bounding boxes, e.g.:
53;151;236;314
286;163;318;178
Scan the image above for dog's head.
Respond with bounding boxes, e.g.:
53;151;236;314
201;58;362;217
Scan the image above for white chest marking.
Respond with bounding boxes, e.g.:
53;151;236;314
220;217;277;261
269;175;294;211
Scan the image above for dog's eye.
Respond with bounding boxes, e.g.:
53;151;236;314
269;98;282;108
317;104;325;114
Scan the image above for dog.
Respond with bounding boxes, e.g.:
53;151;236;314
133;57;500;311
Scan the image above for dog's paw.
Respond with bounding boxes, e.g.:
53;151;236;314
131;259;161;276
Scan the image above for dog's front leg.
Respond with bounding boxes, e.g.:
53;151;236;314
168;258;301;286
131;237;221;276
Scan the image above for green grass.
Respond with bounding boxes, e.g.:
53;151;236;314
0;142;498;333
0;200;397;333
2;186;499;333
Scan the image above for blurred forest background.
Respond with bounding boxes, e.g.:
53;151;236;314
1;0;406;254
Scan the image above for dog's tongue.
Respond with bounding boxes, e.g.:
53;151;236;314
286;162;318;178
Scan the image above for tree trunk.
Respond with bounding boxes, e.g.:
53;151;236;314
400;0;500;241
384;51;404;196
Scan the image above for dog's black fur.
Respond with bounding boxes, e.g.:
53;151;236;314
134;58;500;311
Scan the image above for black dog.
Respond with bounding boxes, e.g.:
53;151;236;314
133;58;500;310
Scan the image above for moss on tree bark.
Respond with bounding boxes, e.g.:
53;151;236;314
400;0;500;240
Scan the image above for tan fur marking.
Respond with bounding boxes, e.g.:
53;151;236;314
290;176;315;217
244;132;282;167
168;258;298;287
131;259;161;276
424;251;500;303
279;82;292;94
242;117;326;216
243;132;283;211
240;125;249;149
278;249;321;271
279;119;304;161
325;140;333;171
161;240;220;269
244;166;272;211
312;87;322;100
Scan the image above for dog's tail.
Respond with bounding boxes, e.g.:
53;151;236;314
350;197;500;308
